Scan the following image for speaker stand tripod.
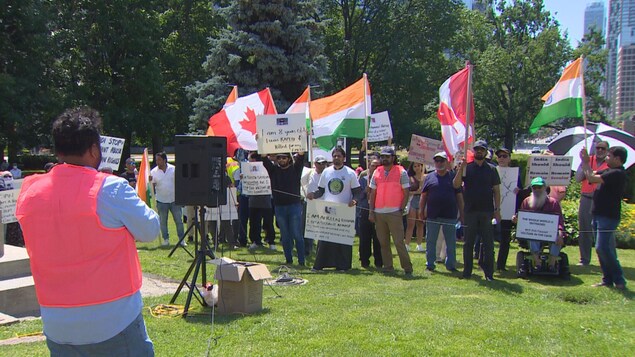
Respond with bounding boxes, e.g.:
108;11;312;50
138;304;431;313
169;206;216;317
168;209;196;259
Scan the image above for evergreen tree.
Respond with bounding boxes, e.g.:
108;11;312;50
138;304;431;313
188;0;327;132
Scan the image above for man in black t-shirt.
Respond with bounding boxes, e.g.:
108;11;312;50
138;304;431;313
120;157;137;187
453;140;501;281
581;146;628;290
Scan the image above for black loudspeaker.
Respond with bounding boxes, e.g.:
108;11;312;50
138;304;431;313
174;135;227;207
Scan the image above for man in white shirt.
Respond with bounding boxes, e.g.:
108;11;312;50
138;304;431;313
150;152;185;246
10;163;22;179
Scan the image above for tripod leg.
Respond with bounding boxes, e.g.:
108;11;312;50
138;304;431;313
168;222;195;258
182;253;204;317
170;256;197;304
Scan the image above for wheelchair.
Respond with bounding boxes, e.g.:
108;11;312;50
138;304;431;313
515;238;570;279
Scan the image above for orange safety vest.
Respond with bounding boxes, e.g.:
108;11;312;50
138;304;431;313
15;164;142;307
581;155;608;194
373;165;405;210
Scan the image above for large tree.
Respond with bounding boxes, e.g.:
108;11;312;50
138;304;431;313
188;0;327;132
450;0;571;149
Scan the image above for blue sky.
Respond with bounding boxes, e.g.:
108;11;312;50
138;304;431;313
543;0;600;47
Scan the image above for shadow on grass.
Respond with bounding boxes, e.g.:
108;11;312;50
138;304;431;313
475;276;524;294
518;274;585;287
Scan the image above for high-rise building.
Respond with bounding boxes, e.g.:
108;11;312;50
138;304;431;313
585;2;606;36
462;0;488;12
605;0;635;120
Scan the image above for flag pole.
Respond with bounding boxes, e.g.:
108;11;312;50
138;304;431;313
463;61;473;176
307;85;313;163
363;73;370;170
580;55;589;150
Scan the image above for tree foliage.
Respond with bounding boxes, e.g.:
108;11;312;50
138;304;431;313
188;0;327;132
573;29;609;125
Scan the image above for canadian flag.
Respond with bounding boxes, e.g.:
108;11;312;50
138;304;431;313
207;88;277;156
437;65;474;160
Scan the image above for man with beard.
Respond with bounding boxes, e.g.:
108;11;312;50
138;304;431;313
308;147;362;271
358;158;383;268
514;177;565;271
453;140;501;281
494;147;522;271
16;107;159;355
369;147;413;277
259;151;306;266
581;146;628;289
150;151;185;247
574;141;609;266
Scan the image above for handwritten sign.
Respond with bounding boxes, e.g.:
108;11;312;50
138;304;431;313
305;200;356;246
205;187;239;221
407;134;445;165
497;167;519;220
516;211;560;242
98;135;126;171
367;111;393;142
240;162;271;196
526;155;573;186
0;189;20;224
257;114;307;154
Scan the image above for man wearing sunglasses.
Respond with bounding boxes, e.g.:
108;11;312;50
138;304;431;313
575;141;609;266
494;147;522;271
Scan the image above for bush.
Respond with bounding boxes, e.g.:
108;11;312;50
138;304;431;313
17;154;57;170
616;202;635;249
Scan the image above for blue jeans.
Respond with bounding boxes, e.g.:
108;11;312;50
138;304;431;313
426;218;457;270
156;201;184;242
46;312;154;356
529;240;561;256
275;202;305;265
593;215;626;286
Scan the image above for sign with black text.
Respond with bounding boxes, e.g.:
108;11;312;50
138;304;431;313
240;162;271;196
257;114;307;154
367;111;393;142
0;189;20;224
305;200;356;246
408;134;445;165
516;211;559;242
98;135;126;171
526;155;572;186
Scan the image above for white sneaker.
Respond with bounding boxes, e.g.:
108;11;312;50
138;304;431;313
269;244;277;251
249;243;260;250
162;239;169;246
180;240;187;247
416;245;425;252
405;245;410;252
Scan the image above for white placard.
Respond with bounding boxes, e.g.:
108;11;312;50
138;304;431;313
205;187;239;221
0;189;20;224
516;211;560;242
526;155;573;186
497;167;519;220
407;134;445;165
240;162;271;196
257;113;307;154
98;135;126;171
305;200;356;246
367;111;393;142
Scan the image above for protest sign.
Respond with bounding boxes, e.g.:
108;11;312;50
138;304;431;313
407;134;445;165
0;189;20;224
516;211;560;242
497;167;519;220
526;155;573;186
206;187;239;222
98;135;126;171
240;162;271;196
367;111;393;142
305;200;356;246
257;114;307;154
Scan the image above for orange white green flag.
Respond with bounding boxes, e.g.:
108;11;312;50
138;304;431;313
286;86;311;129
309;77;371;150
529;58;583;133
136;148;153;208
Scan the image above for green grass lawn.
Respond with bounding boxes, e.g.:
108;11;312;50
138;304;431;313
2;222;634;356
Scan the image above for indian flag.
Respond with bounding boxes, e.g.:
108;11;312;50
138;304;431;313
310;76;371;150
286;86;311;129
136;148;153;208
529;58;583;133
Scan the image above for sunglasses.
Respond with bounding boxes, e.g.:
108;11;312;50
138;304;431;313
433;158;446;163
497;155;509;159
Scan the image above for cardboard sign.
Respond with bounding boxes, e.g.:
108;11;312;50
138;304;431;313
526;155;573;186
257;113;307;154
305;200;356;246
240;162;271;196
407;134;445;165
367;111;393;142
98;135;126;171
0;189;20;224
205;187;239;221
516;211;560;242
497;167;519;220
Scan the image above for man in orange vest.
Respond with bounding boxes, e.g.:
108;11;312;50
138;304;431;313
368;147;413;277
16;107;160;356
575;141;609;266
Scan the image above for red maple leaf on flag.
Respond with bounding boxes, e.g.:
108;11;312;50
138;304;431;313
239;107;257;135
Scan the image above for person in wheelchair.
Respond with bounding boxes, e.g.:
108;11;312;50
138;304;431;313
513;177;565;271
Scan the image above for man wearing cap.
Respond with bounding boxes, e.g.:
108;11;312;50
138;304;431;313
259;151;306;266
575;141;609;266
494;147;522;271
581;146;628;289
420;151;464;272
302;155;328;255
514;177;565;271
369;146;413;277
120;157;138;187
454;140;501;281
